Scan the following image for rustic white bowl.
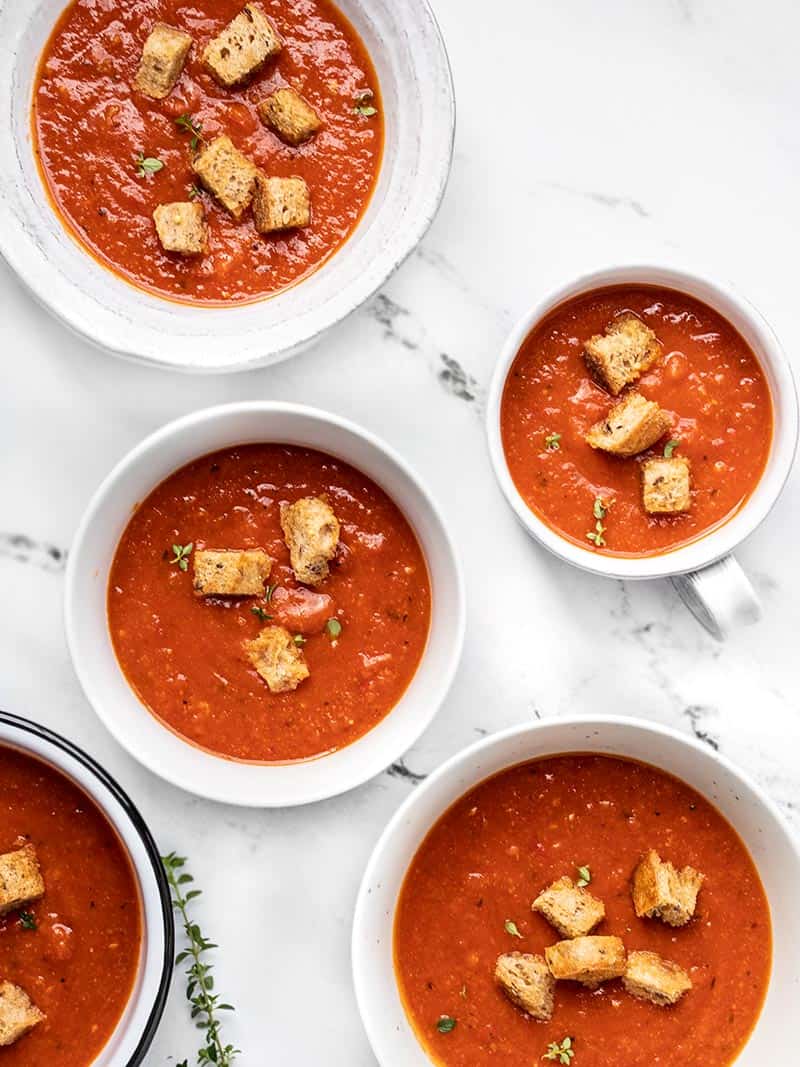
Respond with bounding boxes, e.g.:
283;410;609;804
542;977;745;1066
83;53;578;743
0;0;454;371
353;717;800;1066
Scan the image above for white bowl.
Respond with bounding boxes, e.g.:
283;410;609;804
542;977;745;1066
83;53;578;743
486;263;799;638
353;716;800;1066
64;402;465;807
0;710;173;1066
0;0;454;372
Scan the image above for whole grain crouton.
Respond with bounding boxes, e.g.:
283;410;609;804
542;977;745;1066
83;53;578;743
632;849;704;927
245;625;309;693
257;88;323;146
203;3;281;88
585;391;670;457
193;136;259;219
495;952;555;1021
545;936;626;988
0;983;45;1047
153;202;208;255
193;549;272;597
133;22;192;100
0;845;45;916
280;497;340;586
642;456;692;514
584;312;662;395
253;174;311;233
533;876;605;939
623;950;692;1006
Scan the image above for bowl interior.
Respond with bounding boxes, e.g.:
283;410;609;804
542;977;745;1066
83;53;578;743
0;0;453;370
0;713;171;1066
65;404;464;806
353;718;800;1066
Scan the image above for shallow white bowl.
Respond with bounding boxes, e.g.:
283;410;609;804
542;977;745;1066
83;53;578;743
353;716;800;1066
0;0;454;372
65;402;465;807
0;710;173;1066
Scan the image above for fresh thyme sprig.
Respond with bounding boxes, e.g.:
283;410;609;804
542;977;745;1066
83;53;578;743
163;853;240;1067
544;1036;575;1063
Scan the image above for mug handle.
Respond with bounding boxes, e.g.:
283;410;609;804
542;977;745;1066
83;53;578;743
671;555;762;640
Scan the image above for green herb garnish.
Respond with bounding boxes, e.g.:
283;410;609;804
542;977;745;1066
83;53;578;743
326;618;342;639
169;542;193;572
251;606;272;623
545;432;562;451
176;113;205;152
436;1016;457;1034
265;583;278;602
586;497;612;547
353;90;378;117
163;853;239;1067
504;919;523;938
187;183;204;200
544;1037;575;1063
135;153;164;177
663;439;681;458
576;865;591;888
18;911;37;931
293;634;306;646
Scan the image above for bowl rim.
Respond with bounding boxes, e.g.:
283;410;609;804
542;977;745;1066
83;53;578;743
485;262;799;580
352;713;800;1065
0;0;456;373
64;400;467;807
0;709;174;1066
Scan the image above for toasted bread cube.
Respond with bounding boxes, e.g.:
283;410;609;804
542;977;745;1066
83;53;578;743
193;136;259;220
545;935;626;989
585;391;670;457
495;952;555;1022
203;3;281;88
584;312;662;395
533;876;605;939
193;549;272;597
0;845;45;916
642;456;691;514
253;175;311;233
153;202;207;255
623;950;692;1006
257;88;323;146
0;983;45;1047
245;625;309;693
280;497;340;586
632;849;704;927
133;23;192;100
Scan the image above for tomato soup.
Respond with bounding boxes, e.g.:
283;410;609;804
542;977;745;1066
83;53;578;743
33;0;383;304
0;745;142;1064
395;755;771;1067
108;444;431;762
501;286;773;556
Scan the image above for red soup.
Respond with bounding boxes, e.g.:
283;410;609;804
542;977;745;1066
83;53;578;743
395;754;771;1067
108;444;431;762
0;745;142;1064
33;0;383;304
501;286;773;556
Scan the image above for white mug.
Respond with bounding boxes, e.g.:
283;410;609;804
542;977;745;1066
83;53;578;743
486;264;798;639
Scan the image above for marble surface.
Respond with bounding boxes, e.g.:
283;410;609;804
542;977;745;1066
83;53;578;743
2;0;800;1062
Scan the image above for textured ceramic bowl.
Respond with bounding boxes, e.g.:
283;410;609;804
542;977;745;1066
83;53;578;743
64;402;465;807
0;710;173;1066
353;717;800;1066
0;0;454;371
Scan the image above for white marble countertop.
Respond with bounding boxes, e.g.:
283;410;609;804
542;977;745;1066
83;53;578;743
2;0;800;1063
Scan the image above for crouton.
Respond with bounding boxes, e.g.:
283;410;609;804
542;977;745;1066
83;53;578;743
585;391;670;457
153;202;208;255
0;983;45;1048
133;23;192;100
584;312;663;395
193;549;272;597
545;936;626;988
495;952;555;1022
257;88;323;146
623;950;692;1006
0;845;45;916
244;625;309;693
193;136;259;219
203;3;281;88
533;876;605;939
280;497;340;586
642;456;692;514
253;174;311;233
632;849;704;927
